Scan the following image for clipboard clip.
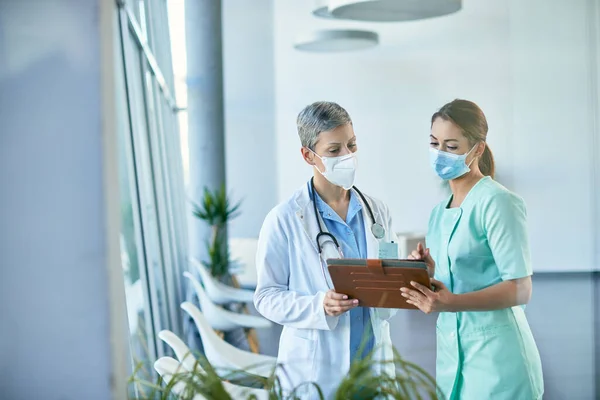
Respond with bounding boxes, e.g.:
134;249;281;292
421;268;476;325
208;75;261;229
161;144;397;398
366;259;385;275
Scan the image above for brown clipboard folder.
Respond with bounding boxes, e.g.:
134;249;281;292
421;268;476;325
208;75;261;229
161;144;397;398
326;258;431;309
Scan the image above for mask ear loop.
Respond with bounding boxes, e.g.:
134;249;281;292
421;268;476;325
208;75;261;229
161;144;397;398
465;143;480;168
307;147;327;175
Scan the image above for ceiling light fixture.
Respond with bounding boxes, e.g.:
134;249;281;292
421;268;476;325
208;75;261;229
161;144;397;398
314;0;462;22
294;29;379;52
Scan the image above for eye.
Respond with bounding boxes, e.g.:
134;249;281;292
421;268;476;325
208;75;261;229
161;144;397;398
447;146;458;151
430;142;439;147
328;148;340;154
348;143;357;148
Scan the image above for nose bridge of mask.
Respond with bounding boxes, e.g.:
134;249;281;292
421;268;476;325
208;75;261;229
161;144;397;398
309;148;355;171
324;152;356;169
433;142;477;161
436;148;463;161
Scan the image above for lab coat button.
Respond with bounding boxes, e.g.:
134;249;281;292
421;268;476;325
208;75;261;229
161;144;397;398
450;332;456;338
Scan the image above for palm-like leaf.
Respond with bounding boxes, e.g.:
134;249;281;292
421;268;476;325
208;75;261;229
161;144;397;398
191;185;242;278
132;348;440;400
192;185;242;227
332;347;440;400
203;229;231;277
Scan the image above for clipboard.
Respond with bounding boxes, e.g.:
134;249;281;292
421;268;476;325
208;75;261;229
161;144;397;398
326;258;431;309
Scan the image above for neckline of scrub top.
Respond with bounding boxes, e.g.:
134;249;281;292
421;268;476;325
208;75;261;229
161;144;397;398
445;175;491;209
308;181;363;225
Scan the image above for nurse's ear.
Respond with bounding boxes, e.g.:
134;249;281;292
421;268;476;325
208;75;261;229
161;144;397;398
477;142;487;158
468;141;486;166
475;141;486;158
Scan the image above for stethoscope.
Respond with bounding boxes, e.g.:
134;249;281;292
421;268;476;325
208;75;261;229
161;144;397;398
310;177;386;258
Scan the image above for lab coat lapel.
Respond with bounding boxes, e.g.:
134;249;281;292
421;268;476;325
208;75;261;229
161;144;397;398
295;184;339;253
295;184;321;253
294;185;339;287
365;226;378;258
356;190;381;259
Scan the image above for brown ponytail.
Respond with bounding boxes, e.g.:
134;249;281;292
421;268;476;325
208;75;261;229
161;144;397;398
431;99;496;179
479;143;495;178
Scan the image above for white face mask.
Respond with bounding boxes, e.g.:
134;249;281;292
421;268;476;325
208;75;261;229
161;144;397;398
310;149;358;190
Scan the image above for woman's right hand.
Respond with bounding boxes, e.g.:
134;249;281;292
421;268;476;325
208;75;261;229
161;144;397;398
323;290;359;316
409;242;435;277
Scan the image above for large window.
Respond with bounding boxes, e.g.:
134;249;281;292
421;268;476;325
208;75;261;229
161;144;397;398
166;0;189;187
115;0;187;396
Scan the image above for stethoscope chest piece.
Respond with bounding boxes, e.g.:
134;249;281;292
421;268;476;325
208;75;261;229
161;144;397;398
371;223;385;240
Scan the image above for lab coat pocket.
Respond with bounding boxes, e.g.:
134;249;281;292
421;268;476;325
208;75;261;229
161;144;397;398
278;328;317;385
294;327;315;341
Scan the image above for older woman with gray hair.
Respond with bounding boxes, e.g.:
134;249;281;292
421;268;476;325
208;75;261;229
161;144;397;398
254;101;399;398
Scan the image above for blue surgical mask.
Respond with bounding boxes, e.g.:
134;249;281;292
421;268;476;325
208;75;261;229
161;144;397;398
429;145;477;180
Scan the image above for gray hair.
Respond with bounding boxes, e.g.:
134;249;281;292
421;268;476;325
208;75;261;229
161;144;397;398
296;102;352;149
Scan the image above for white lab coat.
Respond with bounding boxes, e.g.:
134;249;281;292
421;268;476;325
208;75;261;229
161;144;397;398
254;184;398;399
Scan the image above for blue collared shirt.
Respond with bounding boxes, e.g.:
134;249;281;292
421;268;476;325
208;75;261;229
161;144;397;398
309;182;375;361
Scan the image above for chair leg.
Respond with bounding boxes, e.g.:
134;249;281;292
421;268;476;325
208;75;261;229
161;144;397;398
231;275;261;353
246;328;259;354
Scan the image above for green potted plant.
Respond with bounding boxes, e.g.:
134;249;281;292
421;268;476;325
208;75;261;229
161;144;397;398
192;185;242;279
130;346;440;400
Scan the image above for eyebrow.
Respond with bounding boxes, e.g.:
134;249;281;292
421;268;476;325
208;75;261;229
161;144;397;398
430;135;459;142
327;137;357;145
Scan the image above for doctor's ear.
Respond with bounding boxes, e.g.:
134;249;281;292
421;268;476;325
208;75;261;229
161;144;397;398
301;147;316;165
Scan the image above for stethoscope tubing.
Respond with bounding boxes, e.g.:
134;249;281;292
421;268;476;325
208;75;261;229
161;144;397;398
310;177;385;257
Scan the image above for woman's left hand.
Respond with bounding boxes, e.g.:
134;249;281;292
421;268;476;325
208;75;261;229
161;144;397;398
400;279;455;314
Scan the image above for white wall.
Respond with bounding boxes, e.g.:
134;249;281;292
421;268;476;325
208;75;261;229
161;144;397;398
508;0;600;272
273;0;600;272
274;0;512;239
223;0;277;238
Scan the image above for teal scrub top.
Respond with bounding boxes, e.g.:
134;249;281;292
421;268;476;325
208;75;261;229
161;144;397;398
427;177;544;400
